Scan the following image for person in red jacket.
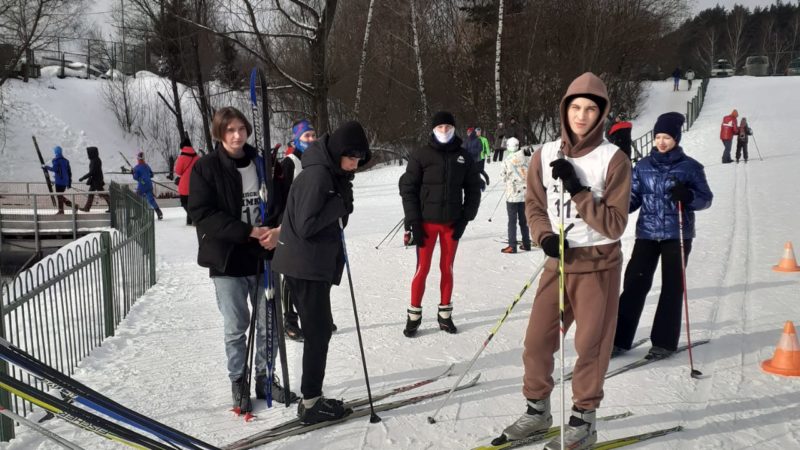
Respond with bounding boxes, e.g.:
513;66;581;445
174;138;199;225
719;109;738;164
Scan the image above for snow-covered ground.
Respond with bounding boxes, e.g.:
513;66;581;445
3;76;800;449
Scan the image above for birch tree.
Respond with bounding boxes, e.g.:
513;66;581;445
353;0;376;117
409;0;428;127
494;0;504;124
727;5;748;71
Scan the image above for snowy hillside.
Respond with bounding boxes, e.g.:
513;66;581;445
3;76;800;449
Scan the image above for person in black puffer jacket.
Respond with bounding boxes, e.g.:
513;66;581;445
272;120;371;425
398;111;482;337
79;146;110;212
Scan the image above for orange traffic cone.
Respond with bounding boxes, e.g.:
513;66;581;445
761;321;800;377
772;241;800;272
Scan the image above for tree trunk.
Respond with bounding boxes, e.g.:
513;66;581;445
354;0;376;117
494;0;504;124
169;66;187;142
409;0;428;129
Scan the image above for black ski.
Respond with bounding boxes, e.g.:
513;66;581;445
32;135;57;207
559;337;649;383
0;338;218;449
224;363;456;449
604;339;710;380
225;373;480;449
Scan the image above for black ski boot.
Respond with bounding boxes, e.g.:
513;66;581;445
155;208;163;220
438;304;457;334
231;377;252;413
297;397;352;425
285;319;303;341
645;346;674;360
403;307;422;337
256;374;298;404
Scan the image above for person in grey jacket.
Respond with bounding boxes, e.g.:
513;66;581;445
272;121;371;425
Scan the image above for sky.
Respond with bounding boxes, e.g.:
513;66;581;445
691;0;786;15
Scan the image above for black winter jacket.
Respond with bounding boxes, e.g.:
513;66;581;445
188;143;281;276
272;136;364;285
399;135;482;227
80;147;105;191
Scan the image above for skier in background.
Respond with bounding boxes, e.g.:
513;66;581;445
79;146;110;212
720;109;739;164
132;151;163;220
174;137;198;225
42;145;73;214
499;137;531;254
735;117;752;163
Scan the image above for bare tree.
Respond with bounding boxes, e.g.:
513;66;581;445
696;27;718;73
0;0;87;86
353;0;376;117
409;0;428;128
494;0;504;124
727;5;748;71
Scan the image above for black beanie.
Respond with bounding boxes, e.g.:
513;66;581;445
329;121;370;159
653;112;685;143
566;94;607;117
431;111;456;128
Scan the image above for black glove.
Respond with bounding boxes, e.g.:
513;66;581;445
549;159;587;196
669;181;693;204
451;218;468;241
407;222;427;247
540;234;570;258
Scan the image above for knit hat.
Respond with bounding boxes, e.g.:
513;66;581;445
565;94;607;118
466;127;475;135
506;137;520;152
292;119;314;154
329;121;370;160
137;151;145;161
653;112;685;143
53;146;63;157
431;111;455;128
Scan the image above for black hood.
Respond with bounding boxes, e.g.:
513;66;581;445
86;146;99;160
303;135;371;176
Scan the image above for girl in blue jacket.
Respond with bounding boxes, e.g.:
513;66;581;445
613;112;713;359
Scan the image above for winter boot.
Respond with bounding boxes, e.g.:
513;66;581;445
496;398;552;443
437;304;457;334
645;345;674;360
610;345;628;358
501;245;517;254
155;208;163;220
231;377;252;413
285;319;303;341
543;407;596;450
403;306;422;337
255;374;298;404
519;241;532;252
297;397;352;425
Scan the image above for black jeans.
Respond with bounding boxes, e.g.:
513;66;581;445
284;276;333;399
735;140;749;162
180;195;192;224
493;149;505;162
614;238;692;351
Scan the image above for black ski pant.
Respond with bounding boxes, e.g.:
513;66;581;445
736;140;749;162
180;195;192;224
284;275;333;399
55;185;73;212
478;160;490;189
493;149;505;162
614;238;692;352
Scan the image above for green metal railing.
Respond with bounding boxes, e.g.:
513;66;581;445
632;78;710;158
0;182;156;440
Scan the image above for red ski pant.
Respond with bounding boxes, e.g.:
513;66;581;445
410;222;459;308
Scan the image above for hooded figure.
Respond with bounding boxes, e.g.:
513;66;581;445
499;72;631;449
174;142;199;224
79;146;111;212
272;121;371;425
43;146;73;213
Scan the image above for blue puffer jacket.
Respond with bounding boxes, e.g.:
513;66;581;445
46;156;72;188
132;162;155;193
630;147;713;240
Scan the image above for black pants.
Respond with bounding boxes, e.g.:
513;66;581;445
180;195;192;224
55;185;73;211
280;275;300;324
493;149;505;162
614;238;692;351
478;160;490;188
284;276;333;399
736;140;749;162
83;193;110;211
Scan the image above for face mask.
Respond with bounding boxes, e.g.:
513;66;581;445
294;138;309;153
433;128;455;144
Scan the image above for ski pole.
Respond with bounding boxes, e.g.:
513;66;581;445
375;218;404;249
677;201;703;379
427;258;547;424
751;135;764;161
487;192;506;222
0;406;86;450
556;150;567;450
340;218;381;423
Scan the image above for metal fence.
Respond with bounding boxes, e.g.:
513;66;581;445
0;182;156;440
632;78;710;158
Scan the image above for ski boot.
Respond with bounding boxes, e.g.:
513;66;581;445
645;345;674;360
438;304;457;334
544;407;596;450
610;345;628;358
297;397;352;425
493;398;552;445
255;373;298;404
403;307;422;337
155;208;163;220
231;377;252;414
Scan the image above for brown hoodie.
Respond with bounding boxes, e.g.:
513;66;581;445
525;72;631;273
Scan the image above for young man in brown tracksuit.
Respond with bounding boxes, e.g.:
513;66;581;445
497;72;631;450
